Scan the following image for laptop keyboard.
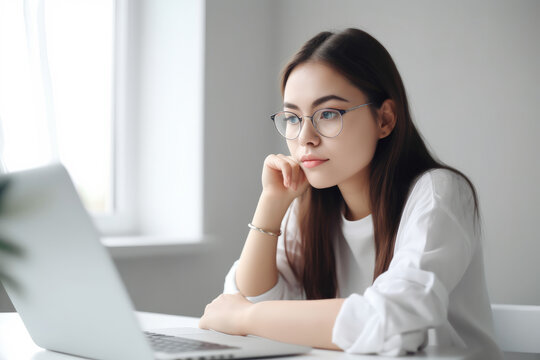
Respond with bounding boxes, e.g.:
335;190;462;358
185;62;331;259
145;331;239;354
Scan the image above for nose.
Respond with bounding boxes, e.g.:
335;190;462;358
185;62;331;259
297;116;321;147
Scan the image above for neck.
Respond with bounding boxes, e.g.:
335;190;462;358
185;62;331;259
338;169;371;221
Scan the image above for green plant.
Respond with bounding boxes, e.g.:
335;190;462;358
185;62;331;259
0;178;22;286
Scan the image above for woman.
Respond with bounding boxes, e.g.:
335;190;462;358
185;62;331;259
199;28;502;358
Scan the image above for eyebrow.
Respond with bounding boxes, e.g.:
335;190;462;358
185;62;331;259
283;95;350;110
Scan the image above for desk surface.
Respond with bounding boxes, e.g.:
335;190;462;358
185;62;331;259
0;312;480;360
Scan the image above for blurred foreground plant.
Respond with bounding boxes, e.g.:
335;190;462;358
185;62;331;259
0;178;23;286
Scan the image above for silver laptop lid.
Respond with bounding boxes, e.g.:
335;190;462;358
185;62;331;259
0;164;312;360
0;164;154;360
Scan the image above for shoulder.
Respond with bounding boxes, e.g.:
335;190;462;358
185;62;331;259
407;168;476;211
399;167;480;238
399;168;479;242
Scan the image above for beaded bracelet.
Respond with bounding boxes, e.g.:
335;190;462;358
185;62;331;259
248;223;281;237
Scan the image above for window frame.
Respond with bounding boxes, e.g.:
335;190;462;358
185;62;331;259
95;0;205;240
92;0;136;236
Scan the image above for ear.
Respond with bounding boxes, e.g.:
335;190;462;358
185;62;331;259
377;99;397;139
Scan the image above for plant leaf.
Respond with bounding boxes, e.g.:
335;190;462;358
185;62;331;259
0;178;9;212
0;271;21;292
0;178;23;292
0;178;22;256
0;239;22;255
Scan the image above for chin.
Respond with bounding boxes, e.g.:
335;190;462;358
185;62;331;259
306;175;338;190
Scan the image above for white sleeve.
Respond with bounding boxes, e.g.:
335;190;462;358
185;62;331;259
333;170;477;356
223;200;305;302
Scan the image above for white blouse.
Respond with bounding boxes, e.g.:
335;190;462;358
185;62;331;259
223;169;503;358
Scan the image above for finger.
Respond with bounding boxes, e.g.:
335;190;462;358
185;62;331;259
264;154;283;171
284;156;302;190
290;158;305;190
298;167;307;185
297;169;308;190
272;155;293;188
265;154;295;188
279;155;303;191
276;154;298;189
291;160;304;191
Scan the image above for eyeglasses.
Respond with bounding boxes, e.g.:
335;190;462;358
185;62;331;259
270;102;372;140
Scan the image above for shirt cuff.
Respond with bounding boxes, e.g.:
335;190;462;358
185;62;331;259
332;293;384;353
333;293;429;356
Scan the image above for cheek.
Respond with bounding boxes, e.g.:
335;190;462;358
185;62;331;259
333;139;377;174
346;132;379;167
309;133;379;188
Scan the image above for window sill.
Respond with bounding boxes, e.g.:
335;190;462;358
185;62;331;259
101;235;216;258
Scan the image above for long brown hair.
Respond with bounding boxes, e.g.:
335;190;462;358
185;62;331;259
281;28;479;300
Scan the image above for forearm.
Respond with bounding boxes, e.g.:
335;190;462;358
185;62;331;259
244;298;346;350
235;192;292;297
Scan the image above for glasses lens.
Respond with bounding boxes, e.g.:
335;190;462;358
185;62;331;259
313;109;342;137
273;112;301;139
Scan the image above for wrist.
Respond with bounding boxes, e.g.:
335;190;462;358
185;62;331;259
259;190;295;210
240;301;257;335
251;192;293;235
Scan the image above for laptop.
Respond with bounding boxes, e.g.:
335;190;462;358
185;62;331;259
0;164;311;360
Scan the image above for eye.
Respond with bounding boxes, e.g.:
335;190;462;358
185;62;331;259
285;115;300;124
320;110;338;120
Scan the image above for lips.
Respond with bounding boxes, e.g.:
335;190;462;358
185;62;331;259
300;155;329;169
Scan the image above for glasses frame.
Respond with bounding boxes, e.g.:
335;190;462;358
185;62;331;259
270;102;373;140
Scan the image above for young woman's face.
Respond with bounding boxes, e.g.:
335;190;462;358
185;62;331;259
284;61;383;190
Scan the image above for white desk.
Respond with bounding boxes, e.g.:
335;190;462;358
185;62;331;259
0;312;481;360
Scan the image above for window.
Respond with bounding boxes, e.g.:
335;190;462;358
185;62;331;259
0;0;114;214
0;0;205;240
